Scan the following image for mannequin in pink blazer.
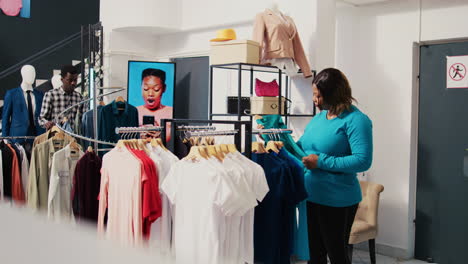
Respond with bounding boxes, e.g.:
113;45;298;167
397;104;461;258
253;9;313;78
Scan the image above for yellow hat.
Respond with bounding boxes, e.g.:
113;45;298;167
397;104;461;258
210;28;237;42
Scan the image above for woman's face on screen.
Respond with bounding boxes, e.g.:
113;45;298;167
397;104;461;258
142;75;165;110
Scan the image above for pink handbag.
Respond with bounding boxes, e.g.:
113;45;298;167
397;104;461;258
255;78;279;97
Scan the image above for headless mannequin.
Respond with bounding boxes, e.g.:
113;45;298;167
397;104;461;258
51;74;62;89
268;2;289;18
21;65;37;111
269;2;280;12
263;4;298;76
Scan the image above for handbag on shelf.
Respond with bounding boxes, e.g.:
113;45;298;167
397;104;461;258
227;96;251;114
249;96;290;115
255;78;279;97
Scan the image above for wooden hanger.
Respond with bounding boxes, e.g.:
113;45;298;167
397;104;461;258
266;141;280;153
276;141;284;149
207;145;223;161
137;139;149;153
87;146;94;152
215;145;228;159
184;146;208;161
218;144;230;154
116;140;126;148
154;138;168;151
49;125;61;134
69;141;81;157
99;100;105;106
227;144;238;153
69;141;80;150
150;137;160;147
252;142;266;153
115;96;126;110
51;126;65;140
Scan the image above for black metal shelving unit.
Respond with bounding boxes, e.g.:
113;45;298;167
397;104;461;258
209;62;315;125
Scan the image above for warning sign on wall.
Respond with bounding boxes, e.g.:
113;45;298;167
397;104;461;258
447;55;468;89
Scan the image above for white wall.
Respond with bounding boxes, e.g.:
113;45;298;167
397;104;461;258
336;0;468;258
100;0;325;136
100;0;181;33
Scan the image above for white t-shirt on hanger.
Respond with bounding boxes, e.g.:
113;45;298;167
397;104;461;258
162;158;235;264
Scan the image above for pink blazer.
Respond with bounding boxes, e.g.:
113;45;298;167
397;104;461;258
253;9;312;78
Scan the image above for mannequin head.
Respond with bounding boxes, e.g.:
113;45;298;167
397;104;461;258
20;65;36;86
51;74;62;89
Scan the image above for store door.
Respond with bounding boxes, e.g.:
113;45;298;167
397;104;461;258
416;40;468;263
172;56;209;119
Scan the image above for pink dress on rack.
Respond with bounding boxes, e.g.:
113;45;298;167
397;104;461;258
0;0;23;16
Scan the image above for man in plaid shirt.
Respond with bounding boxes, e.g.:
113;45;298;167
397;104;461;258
39;65;84;130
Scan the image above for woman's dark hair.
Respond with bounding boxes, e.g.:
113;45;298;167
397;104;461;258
142;68;166;84
312;68;356;115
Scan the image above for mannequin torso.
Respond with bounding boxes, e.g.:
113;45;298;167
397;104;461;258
2;65;45;139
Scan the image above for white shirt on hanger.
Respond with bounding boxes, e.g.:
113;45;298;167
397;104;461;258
231;151;269;264
219;154;259;264
162;158;238;264
147;145;179;260
47;144;84;222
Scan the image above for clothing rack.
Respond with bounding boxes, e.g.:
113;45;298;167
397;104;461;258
52;88;126;149
0;136;37;140
115;126;163;135
177;125;216;131
253;128;293;134
160;119;252;159
185;130;239;138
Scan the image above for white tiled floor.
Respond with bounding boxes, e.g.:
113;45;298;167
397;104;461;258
293;250;428;264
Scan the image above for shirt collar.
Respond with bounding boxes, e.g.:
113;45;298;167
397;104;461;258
112;99;129;115
59;86;75;95
22;86;33;92
59;86;67;95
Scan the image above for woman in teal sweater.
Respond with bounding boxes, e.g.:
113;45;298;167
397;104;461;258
298;68;373;264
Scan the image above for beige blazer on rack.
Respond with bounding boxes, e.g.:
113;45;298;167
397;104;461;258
253;9;312;78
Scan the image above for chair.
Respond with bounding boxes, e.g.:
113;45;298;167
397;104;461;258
348;181;384;264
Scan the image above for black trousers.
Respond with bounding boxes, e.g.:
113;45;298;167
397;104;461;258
307;201;358;264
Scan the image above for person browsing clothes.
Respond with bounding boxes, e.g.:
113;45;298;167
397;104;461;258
298;68;373;264
39;65;84;131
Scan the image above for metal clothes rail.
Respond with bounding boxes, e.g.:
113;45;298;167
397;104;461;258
185;130;239;138
160;119;253;159
115;126;163;135
253;128;293;134
53;88;125;148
